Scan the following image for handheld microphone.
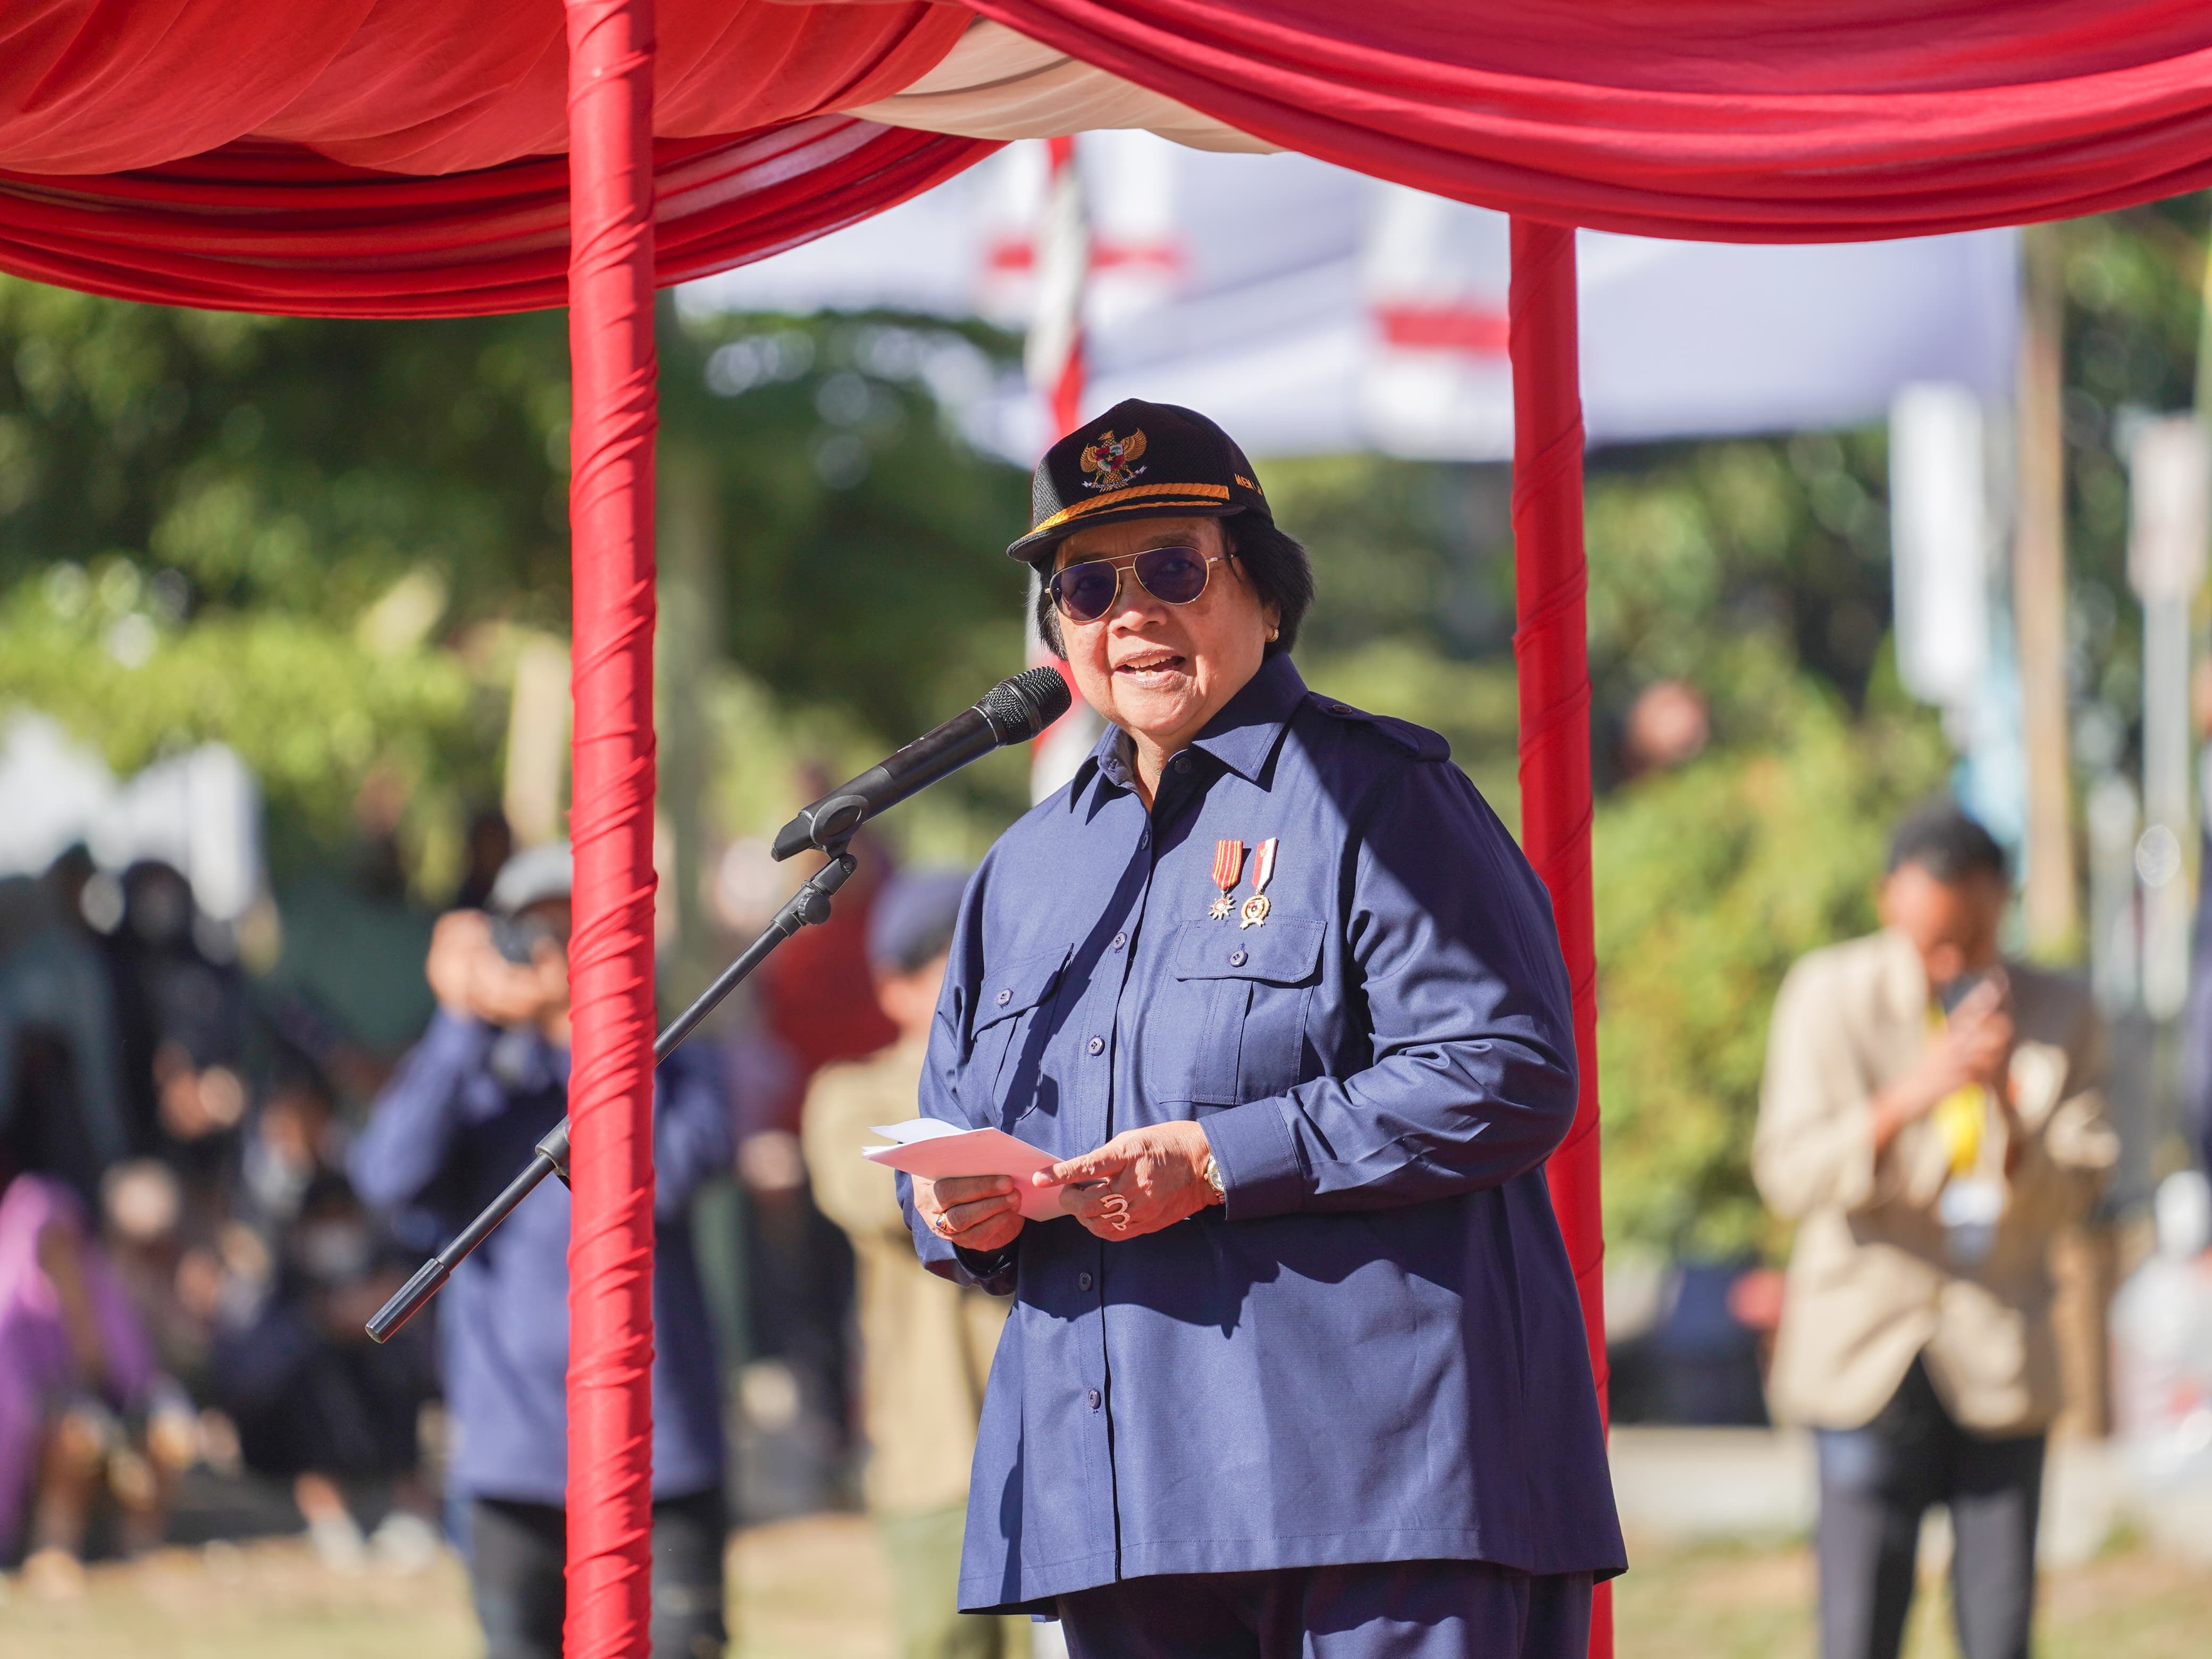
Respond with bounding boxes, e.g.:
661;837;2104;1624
772;667;1073;860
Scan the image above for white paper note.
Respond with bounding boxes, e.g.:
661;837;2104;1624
864;1121;1069;1220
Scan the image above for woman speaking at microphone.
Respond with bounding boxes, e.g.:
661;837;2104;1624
904;400;1622;1658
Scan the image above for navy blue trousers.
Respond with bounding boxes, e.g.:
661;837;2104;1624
1055;1562;1595;1659
1814;1360;2044;1659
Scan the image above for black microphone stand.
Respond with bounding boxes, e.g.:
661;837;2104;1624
365;845;860;1342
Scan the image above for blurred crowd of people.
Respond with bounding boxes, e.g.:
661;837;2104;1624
13;777;2212;1659
0;845;442;1595
0;791;1011;1659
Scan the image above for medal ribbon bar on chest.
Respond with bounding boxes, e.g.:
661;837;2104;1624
1239;837;1279;929
1209;839;1246;920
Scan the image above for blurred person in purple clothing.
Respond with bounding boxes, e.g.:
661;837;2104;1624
0;1173;196;1596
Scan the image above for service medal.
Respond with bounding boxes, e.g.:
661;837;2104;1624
1238;837;1279;929
1209;839;1245;920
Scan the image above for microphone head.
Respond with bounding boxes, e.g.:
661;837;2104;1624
979;667;1074;743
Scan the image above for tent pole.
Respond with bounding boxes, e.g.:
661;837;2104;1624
1508;217;1610;1659
564;1;661;1655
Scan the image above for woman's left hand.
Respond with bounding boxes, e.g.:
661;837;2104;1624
1039;1121;1218;1241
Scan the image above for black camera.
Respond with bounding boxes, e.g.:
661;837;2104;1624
489;912;559;967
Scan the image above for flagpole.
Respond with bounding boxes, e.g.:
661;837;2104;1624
1027;135;1101;803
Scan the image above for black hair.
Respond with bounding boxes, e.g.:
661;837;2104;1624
1887;801;2010;886
1029;512;1316;661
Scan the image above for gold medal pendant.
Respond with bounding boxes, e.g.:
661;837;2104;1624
1209;839;1245;921
1238;837;1279;929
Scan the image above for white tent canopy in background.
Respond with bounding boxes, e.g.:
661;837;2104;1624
0;710;263;922
682;132;2020;463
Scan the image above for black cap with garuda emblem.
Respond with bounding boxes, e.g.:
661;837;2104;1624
1005;398;1273;561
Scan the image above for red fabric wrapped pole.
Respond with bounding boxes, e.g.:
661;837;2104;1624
1508;217;1608;1659
563;0;661;1654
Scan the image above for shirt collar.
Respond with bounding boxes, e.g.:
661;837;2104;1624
1068;652;1308;808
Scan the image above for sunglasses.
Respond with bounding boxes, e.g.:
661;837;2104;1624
1047;545;1231;624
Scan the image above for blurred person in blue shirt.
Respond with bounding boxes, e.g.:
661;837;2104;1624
905;403;1623;1659
351;841;731;1659
216;1061;442;1574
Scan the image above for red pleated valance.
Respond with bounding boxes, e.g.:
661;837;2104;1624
0;123;993;316
5;3;2212;318
965;0;2212;239
0;0;985;314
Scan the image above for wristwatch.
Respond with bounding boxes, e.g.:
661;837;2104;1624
1201;1153;1226;1206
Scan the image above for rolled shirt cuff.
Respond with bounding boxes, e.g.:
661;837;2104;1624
952;1242;1019;1295
1201;1097;1305;1220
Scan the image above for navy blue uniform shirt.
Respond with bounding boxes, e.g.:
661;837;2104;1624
351;1012;730;1506
901;653;1625;1612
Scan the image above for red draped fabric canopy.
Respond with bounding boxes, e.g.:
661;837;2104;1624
0;0;986;314
7;3;2212;312
2;0;964;172
6;6;2211;1657
963;0;2212;239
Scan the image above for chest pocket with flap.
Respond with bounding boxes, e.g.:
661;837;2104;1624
968;943;1072;1125
1168;917;1324;1106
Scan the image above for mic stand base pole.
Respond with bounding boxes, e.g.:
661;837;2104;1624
366;849;860;1343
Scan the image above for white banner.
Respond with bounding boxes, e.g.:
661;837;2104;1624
684;133;2018;463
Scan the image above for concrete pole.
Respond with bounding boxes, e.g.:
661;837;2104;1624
657;437;723;1005
2130;416;2210;1020
2015;224;2077;956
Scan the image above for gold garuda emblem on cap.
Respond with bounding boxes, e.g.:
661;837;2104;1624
1079;428;1147;492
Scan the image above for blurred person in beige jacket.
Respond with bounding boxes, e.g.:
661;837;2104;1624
1756;805;2114;1659
802;868;1027;1659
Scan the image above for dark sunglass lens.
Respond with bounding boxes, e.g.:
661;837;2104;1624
1054;562;1120;622
1135;547;1208;604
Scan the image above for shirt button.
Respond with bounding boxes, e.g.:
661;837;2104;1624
1087;1036;1105;1056
1172;753;1192;774
995;988;1012;1006
1111;932;1127;951
1078;1271;1094;1291
1087;1389;1102;1411
1138;827;1150;849
1229;949;1247;967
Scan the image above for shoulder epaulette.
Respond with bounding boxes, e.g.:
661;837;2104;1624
1305;694;1451;763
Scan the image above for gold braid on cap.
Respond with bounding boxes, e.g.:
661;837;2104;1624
1028;481;1231;537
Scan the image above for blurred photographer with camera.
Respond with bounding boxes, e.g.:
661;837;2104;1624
1756;805;2116;1659
350;842;731;1659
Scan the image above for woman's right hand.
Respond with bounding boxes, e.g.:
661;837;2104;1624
913;1174;1025;1254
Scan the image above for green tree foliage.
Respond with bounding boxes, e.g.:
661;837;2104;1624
1267;432;1942;1257
2;197;2202;1256
663;311;1029;743
0;281;1032;879
2050;204;2210;732
0;566;495;879
1595;680;1948;1256
0;283;572;626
